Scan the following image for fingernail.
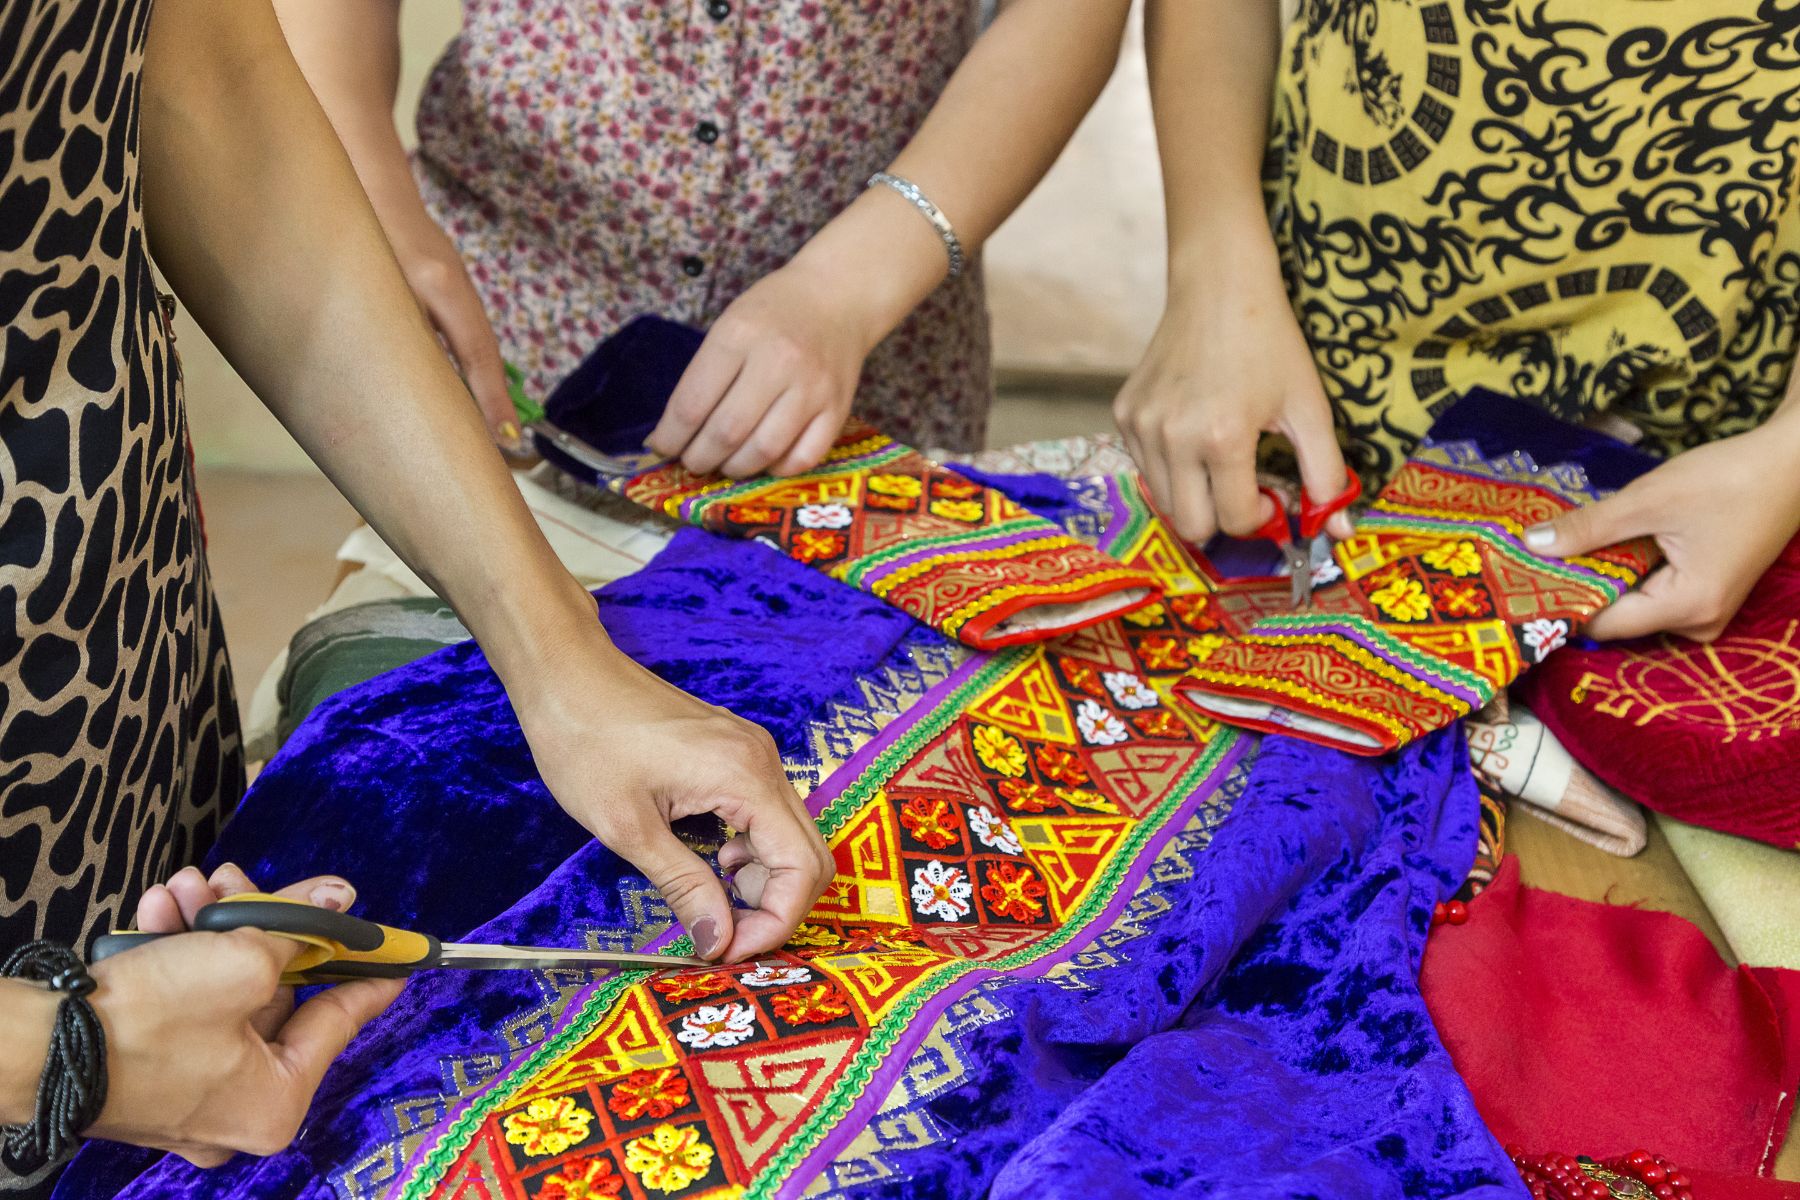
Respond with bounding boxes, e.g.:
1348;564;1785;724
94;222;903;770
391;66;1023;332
498;420;521;442
310;882;355;912
1525;524;1556;551
692;917;721;958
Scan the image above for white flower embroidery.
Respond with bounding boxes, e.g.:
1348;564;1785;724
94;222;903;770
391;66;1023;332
1310;559;1344;587
675;1002;757;1050
740;964;811;988
1102;670;1159;710
967;806;1021;855
910;860;973;921
1075;698;1129;746
1521;618;1569;662
795;503;853;529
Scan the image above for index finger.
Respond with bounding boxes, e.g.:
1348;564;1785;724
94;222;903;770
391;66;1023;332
647;336;746;459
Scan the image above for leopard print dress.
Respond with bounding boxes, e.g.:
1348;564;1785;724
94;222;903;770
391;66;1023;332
0;0;243;958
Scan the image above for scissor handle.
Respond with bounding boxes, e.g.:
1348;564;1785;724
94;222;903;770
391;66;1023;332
1297;472;1362;541
91;894;442;985
1249;486;1293;547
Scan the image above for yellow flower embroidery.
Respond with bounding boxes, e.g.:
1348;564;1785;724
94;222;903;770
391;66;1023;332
928;498;984;523
867;473;923;498
787;922;840;948
625;1123;716;1193
1422;540;1482;578
1185;634;1227;663
503;1095;593;1158
971;725;1028;777
1122;601;1166;628
1370;576;1432;622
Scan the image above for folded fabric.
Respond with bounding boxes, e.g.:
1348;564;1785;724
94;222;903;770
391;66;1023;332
1466;699;1647;857
1177;389;1659;755
1420;856;1800;1185
537;318;1162;650
59;473;1518;1200
1516;530;1800;848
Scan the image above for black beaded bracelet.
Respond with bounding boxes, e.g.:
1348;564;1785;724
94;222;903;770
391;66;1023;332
0;942;108;1176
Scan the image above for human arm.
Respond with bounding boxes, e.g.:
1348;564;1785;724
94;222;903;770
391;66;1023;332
141;0;831;962
270;0;516;443
0;869;398;1167
647;0;1134;478
1112;0;1352;544
1527;390;1800;642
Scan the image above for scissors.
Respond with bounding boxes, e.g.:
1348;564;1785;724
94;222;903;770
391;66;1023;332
528;419;667;480
1248;473;1362;608
91;894;710;985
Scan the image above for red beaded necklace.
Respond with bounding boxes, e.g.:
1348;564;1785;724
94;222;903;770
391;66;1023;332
1509;1148;1694;1200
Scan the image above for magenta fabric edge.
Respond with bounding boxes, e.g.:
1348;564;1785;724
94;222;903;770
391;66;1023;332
776;736;1253;1199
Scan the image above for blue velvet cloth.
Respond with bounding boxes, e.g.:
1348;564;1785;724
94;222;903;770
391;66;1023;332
58;476;1520;1199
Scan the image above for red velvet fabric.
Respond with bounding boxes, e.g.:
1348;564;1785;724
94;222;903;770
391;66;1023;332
1420;857;1800;1190
1516;533;1800;848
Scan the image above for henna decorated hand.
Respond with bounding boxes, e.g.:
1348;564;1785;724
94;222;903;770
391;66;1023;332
1529;409;1800;642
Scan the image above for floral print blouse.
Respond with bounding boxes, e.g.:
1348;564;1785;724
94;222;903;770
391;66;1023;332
414;0;994;451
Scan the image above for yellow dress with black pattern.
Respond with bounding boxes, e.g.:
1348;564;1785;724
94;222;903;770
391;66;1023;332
1265;0;1800;488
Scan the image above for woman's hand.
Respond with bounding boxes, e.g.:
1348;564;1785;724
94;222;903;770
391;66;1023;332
646;261;874;479
1114;265;1353;545
1527;411;1800;642
79;867;399;1166
514;640;835;965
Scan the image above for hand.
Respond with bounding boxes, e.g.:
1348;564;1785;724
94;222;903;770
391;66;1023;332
646;262;873;479
1114;269;1353;544
1526;416;1800;642
515;642;835;964
384;204;519;447
86;866;401;1166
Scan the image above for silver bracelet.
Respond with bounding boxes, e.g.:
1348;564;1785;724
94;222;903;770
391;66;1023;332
867;171;965;279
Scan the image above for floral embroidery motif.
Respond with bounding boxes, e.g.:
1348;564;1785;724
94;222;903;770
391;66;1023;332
1122;601;1167;627
675;1003;757;1050
910;860;974;921
651;973;733;1003
796;503;854;530
1102;670;1159;710
607;1069;691;1122
1422;540;1483;577
1431;579;1492;617
787;923;841;948
1311;559;1345;587
899;796;961;849
867;474;922;498
998;780;1059;813
966;805;1021;854
971;725;1028;777
1369;576;1432;622
537;1158;625;1200
1133;710;1189;739
502;1096;593;1158
927;498;984;523
979;863;1048;922
1521;618;1569;661
791;530;846;563
1186;633;1227;663
769;983;854;1025
740;964;811;988
1034;744;1089;785
623;1123;715;1194
1075;699;1129;746
1135;634;1189;671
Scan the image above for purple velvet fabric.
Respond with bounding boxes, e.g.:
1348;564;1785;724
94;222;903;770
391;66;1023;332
57;481;1519;1199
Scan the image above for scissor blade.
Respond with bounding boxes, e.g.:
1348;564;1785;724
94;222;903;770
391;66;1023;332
438;943;712;971
529;420;665;479
1282;546;1312;608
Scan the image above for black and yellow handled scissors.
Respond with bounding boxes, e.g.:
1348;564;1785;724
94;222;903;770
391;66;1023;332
91;893;710;985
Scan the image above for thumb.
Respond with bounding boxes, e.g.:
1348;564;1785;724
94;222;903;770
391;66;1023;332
622;827;734;961
1524;491;1646;560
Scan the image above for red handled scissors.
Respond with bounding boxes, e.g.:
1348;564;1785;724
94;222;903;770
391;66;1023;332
1249;474;1362;608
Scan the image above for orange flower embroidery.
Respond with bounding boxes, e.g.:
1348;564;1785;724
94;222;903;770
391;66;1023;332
1034;744;1090;786
792;529;847;563
930;477;981;499
1056;656;1106;697
998;780;1059;812
537;1158;625;1200
1134;634;1189;672
899;796;961;849
1430;579;1492;617
1132;710;1188;739
651;972;733;1003
726;503;781;525
865;491;915;511
607;1068;691;1121
1168;593;1219;631
770;983;853;1025
980;863;1047;922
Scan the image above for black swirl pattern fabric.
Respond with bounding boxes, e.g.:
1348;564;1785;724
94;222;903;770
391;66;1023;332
1265;0;1800;488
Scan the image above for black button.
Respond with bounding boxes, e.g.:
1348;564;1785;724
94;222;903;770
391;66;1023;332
707;0;731;17
695;120;720;144
681;255;705;278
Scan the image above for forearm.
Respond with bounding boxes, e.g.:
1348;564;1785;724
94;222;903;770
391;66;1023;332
141;0;597;673
1146;0;1285;290
793;0;1133;349
271;0;429;234
0;982;59;1125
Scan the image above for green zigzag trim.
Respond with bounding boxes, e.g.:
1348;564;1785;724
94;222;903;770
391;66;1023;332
837;519;1050;588
682;444;914;514
1249;612;1490;697
1360;512;1628;596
